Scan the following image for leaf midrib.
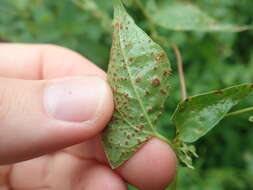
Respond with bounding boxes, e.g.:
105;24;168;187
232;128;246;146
116;17;156;135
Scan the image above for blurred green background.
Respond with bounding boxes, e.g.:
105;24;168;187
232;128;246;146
1;0;253;189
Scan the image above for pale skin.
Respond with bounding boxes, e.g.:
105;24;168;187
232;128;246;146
0;44;177;190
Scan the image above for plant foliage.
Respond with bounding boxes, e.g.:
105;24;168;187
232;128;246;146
1;0;253;189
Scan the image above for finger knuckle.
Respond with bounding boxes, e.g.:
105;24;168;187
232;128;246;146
0;85;12;121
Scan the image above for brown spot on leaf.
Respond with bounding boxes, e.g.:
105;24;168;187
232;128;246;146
128;57;133;62
214;90;224;95
134;129;139;133
160;89;167;94
135;77;141;83
185;98;191;102
163;69;172;76
139;124;144;129
152;78;160;87
155;53;165;62
115;23;120;27
147;107;152;113
124;93;129;98
144;90;150;95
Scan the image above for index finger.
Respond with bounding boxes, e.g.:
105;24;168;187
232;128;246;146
0;43;106;80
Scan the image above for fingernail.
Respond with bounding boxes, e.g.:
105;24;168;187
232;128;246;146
44;77;107;122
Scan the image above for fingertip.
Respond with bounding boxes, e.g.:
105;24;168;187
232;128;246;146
0;76;114;164
41;76;114;147
118;138;177;190
80;163;127;190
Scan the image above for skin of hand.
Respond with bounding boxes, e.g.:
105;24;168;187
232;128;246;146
0;43;177;190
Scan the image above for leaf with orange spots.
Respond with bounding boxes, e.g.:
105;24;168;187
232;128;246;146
102;0;172;169
172;84;253;143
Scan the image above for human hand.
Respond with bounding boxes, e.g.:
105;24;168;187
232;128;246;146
0;44;177;190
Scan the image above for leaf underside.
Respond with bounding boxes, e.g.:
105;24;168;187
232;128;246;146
152;2;251;32
102;1;171;169
172;84;253;143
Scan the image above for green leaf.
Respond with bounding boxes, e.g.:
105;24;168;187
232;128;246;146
102;0;172;169
152;2;251;32
172;84;253;143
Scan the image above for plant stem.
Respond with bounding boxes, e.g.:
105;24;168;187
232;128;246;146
225;106;253;117
172;44;187;100
149;35;188;102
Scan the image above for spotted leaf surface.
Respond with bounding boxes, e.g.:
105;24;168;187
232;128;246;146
102;1;171;169
152;2;251;32
172;84;253;143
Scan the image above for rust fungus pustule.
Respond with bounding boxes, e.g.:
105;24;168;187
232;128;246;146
135;77;141;83
128;57;133;62
144;90;150;95
163;69;172;76
151;78;160;87
160;88;167;94
214;90;224;95
147;106;152;113
139;124;144;129
155;53;165;62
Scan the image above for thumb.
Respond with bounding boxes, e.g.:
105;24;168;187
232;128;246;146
0;76;113;165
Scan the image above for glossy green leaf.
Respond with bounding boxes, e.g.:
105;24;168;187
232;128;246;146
152;2;251;32
172;84;253;143
102;0;172;169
